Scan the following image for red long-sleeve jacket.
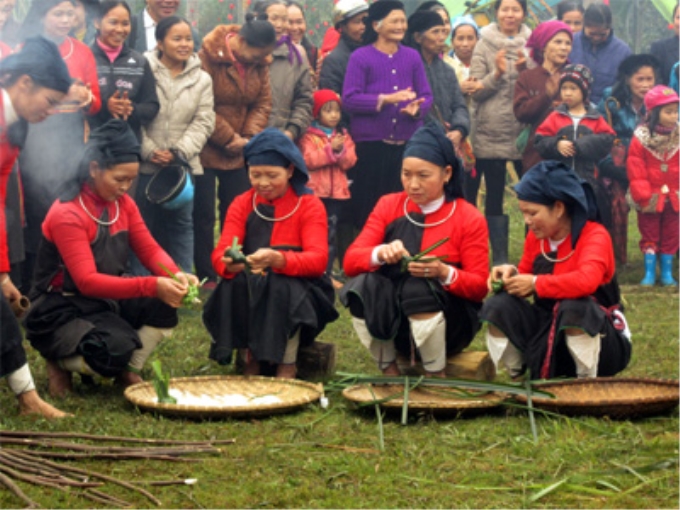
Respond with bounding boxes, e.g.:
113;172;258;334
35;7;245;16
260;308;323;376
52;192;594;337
518;221;615;299
343;192;489;303
41;186;178;299
212;187;328;279
0;96;19;273
626;126;679;213
59;37;101;115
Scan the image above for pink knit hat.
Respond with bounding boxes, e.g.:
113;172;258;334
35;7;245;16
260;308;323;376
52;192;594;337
313;89;342;118
525;20;573;66
644;85;679;112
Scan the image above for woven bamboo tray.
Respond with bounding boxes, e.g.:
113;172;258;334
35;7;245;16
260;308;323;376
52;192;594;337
342;383;505;416
124;375;323;418
514;377;679;419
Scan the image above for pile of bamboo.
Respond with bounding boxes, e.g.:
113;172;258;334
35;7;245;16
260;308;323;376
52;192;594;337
0;430;234;508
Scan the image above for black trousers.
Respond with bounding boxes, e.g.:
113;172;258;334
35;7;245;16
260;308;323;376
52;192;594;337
0;294;27;378
193;167;250;282
464;158;522;216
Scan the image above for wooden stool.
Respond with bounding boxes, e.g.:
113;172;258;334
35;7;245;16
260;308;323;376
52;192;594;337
396;351;496;381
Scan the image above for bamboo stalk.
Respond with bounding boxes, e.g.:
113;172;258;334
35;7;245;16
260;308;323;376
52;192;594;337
9;449;162;507
0;437;221;455
0;463;66;491
0;471;40;509
0;430;235;446
86;488;135;508
18;450;201;462
81;490;132;508
0;451;63;478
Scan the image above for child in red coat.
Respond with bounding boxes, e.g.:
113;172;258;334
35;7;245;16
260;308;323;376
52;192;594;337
298;89;357;278
626;85;679;286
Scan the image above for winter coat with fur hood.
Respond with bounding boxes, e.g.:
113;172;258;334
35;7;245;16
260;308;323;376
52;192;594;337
470;22;532;161
199;25;272;171
141;51;215;176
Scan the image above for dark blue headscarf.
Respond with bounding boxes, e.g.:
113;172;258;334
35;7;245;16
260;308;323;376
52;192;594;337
403;123;464;201
514;160;600;246
0;37;71;93
244;128;312;196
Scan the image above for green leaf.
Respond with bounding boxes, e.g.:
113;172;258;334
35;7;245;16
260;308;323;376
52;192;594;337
528;478;568;503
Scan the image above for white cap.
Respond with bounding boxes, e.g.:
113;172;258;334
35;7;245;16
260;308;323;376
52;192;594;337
332;0;369;28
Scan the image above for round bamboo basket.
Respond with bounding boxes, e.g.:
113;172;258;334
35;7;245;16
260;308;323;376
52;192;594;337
514;377;679;419
124;375;323;418
342;383;505;416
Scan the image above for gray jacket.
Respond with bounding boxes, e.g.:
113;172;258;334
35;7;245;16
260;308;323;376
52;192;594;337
267;42;313;140
423;55;470;137
470;22;532;160
141;52;215;175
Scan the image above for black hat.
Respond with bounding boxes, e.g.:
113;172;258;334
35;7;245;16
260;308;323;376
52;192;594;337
244;128;312;196
0;37;72;93
617;53;660;78
407;10;445;41
362;0;405;44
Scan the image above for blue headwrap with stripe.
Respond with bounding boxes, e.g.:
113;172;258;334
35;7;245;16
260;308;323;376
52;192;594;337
514;161;600;246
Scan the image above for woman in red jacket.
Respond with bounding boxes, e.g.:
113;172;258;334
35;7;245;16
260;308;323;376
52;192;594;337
1;37;71;417
24;120;198;397
18;0;102;291
340;124;489;377
482;161;631;380
203;128;339;379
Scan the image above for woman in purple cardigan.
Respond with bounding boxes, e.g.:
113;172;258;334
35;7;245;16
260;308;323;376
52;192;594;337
342;0;432;230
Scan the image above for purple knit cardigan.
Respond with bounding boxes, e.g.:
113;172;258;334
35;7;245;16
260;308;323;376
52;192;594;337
342;44;433;143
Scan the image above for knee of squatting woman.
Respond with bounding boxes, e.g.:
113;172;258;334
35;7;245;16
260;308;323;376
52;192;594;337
24;120;198;397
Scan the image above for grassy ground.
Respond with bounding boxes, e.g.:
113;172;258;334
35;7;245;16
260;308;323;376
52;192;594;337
1;193;678;509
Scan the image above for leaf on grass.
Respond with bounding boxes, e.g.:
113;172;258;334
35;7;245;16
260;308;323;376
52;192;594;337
528;477;568;503
595;480;621;492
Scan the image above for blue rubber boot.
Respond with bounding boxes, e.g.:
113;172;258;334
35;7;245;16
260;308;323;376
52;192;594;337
659;254;678;286
640;253;657;286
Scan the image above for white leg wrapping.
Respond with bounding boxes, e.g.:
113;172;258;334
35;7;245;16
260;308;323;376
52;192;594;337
128;326;173;371
566;332;601;378
352;317;396;370
409;312;446;373
6;363;36;395
59;355;95;375
486;330;523;376
281;329;301;364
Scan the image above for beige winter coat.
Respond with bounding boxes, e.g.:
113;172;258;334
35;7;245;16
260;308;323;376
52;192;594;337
267;42;313;140
470;22;532;161
141;52;215;175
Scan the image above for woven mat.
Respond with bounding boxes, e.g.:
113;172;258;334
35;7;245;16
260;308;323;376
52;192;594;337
515;377;679;419
342;383;504;415
124;375;323;418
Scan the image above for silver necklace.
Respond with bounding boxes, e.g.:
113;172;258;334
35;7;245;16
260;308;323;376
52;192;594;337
403;197;456;228
540;239;575;263
61;37;74;61
252;192;301;222
79;195;120;226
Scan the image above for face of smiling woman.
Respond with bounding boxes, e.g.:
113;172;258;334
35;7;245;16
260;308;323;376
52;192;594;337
249;165;294;201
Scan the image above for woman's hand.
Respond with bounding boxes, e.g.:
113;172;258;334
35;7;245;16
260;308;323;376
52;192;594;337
1;274;21;303
174;272;199;288
460;76;482;95
108;90;134;120
408;259;448;280
400;97;425;118
156;276;188;308
246;248;286;274
488;264;517;292
446;130;463;149
225;134;249;153
377;240;410;265
66;80;92;106
503;274;535;298
494;49;507;79
150;149;174;166
515;49;528;73
557;140;576;157
220;256;248;274
386;88;417;105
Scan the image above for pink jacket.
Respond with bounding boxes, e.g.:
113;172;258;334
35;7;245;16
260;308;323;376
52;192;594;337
298;126;357;199
627;126;679;213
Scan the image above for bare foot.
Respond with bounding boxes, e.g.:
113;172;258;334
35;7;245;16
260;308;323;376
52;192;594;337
381;362;401;377
17;390;72;418
115;371;144;388
46;360;73;398
243;358;261;376
275;363;297;379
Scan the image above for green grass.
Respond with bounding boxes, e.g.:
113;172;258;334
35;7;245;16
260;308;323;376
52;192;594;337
1;192;678;509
